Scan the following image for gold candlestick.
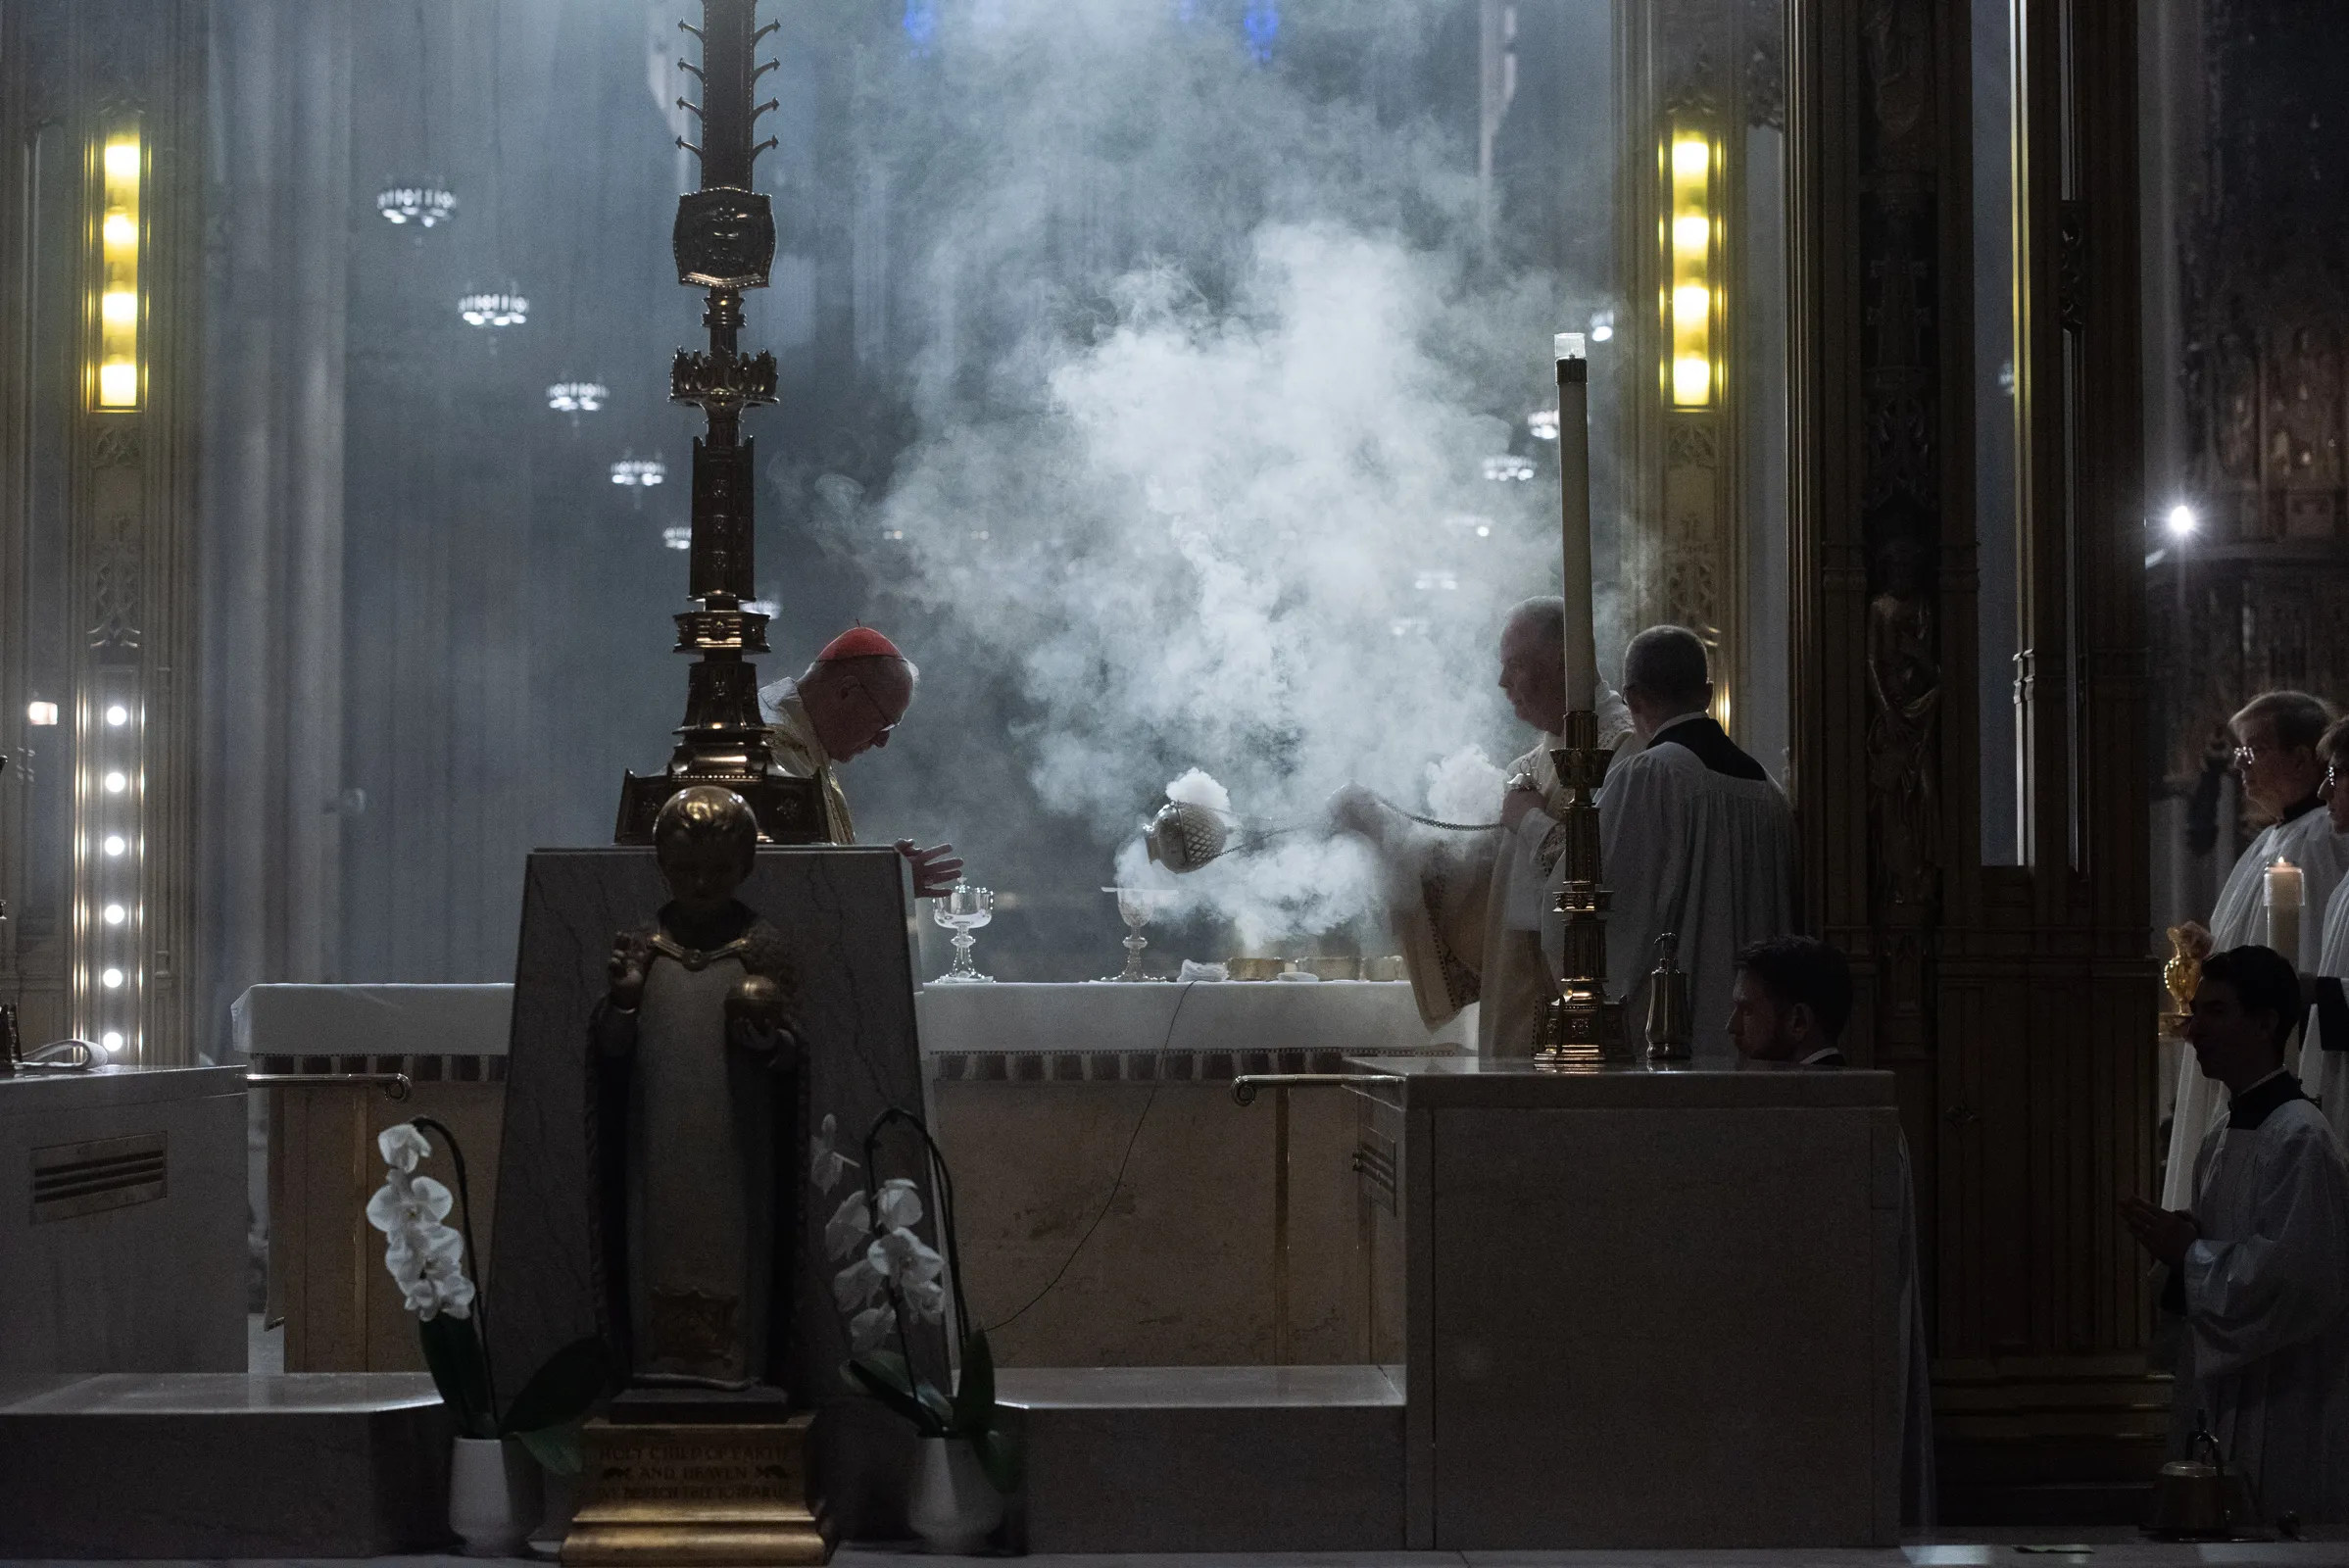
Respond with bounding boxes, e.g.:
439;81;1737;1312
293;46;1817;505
1535;338;1623;1066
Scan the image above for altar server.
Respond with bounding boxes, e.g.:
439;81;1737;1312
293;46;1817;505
2124;946;2349;1528
1727;936;1850;1066
2298;718;2349;1143
2164;692;2348;1209
1721;935;1933;1522
1600;625;1796;1060
1336;597;1635;1054
759;626;962;896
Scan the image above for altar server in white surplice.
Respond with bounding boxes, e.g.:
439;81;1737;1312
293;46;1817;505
1599;626;1795;1060
2125;946;2349;1528
1336;598;1637;1056
2164;692;2349;1210
2300;718;2349;1145
1726;938;1934;1526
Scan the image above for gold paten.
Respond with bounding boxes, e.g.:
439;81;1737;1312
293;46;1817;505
1537;707;1625;1066
563;1414;829;1567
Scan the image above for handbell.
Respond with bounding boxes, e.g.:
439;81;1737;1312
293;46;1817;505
1644;931;1692;1061
1144;799;1230;874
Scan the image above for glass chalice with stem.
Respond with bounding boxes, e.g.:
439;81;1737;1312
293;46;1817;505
931;883;995;983
1101;886;1176;982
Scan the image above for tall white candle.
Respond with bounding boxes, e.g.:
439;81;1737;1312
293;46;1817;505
2265;857;2305;964
1554;331;1596;713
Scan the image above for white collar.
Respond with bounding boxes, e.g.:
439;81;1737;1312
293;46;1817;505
2231;1065;2289;1102
1650;710;1707;739
1799;1045;1843;1065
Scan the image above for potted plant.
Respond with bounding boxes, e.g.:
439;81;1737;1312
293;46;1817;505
814;1108;1016;1552
366;1120;612;1557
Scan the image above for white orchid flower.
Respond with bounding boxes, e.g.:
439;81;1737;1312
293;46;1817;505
849;1303;896;1355
833;1251;888;1314
376;1122;432;1173
366;1171;455;1236
875;1177;924;1231
433;1269;476;1321
809;1113;860;1196
868;1226;946;1290
899;1274;946;1325
825;1191;872;1262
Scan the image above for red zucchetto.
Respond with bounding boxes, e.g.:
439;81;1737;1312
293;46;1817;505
813;626;904;662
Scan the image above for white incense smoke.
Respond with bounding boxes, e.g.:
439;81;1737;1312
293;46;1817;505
792;2;1619;958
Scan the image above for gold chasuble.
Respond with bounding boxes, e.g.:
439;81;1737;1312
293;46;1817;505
760;682;855;844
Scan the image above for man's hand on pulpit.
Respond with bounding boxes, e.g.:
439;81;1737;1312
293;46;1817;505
896;840;965;899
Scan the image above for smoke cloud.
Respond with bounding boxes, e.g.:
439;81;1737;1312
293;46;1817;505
804;1;1616;963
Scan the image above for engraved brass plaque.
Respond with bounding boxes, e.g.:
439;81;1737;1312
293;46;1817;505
563;1415;828;1566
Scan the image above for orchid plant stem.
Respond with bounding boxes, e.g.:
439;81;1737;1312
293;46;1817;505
860;1107;971;1430
410;1114;495;1415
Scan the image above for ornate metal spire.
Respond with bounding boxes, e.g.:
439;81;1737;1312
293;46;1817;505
615;0;824;844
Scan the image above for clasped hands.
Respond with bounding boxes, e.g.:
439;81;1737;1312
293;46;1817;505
2119;1194;2201;1269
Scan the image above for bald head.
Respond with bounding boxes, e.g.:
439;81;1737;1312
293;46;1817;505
1497;598;1568;734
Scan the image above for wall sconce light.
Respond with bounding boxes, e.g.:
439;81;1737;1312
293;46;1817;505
1665;129;1716;410
93;130;142;410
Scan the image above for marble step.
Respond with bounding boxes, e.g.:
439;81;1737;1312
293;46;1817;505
998;1363;1405;1553
0;1372;453;1557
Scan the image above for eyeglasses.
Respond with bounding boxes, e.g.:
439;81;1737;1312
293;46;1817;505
846;678;900;742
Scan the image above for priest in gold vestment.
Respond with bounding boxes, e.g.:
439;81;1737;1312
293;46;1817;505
1335;598;1636;1055
758;626;962;897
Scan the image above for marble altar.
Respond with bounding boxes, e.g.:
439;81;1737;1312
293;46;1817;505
0;1065;245;1375
920;980;1462;1366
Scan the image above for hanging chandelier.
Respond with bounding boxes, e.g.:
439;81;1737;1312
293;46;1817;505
661;525;692;551
377;184;457;227
547;380;609;413
459;290;528;327
1482;454;1535;482
612;456;667;487
1526;409;1560;442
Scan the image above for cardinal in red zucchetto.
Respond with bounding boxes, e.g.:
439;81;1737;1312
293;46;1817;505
757;626;962;896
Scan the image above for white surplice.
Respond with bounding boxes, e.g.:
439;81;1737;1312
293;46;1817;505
2171;1088;2349;1526
2162;808;2349;1208
1390;691;1639;1057
1595;714;1796;1060
2304;876;2349;1146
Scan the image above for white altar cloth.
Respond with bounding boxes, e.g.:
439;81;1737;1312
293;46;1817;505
915;979;1465;1079
230;983;514;1061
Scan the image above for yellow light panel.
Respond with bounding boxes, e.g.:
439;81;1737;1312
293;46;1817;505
1673;355;1712;405
1665;129;1716;409
94;134;140;409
